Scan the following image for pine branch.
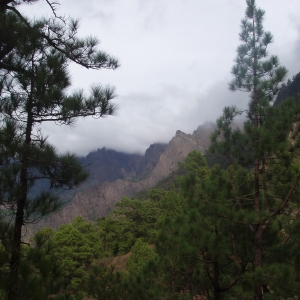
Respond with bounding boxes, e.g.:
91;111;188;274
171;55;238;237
270;172;300;218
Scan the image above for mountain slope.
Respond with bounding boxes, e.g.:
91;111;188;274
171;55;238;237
37;122;215;229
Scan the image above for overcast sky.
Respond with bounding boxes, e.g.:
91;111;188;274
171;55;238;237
19;0;300;156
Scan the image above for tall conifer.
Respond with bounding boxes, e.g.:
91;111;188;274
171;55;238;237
0;2;119;298
211;0;300;299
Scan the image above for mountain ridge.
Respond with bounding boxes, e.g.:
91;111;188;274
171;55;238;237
34;122;216;230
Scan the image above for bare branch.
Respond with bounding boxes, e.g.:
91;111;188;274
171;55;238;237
45;0;66;24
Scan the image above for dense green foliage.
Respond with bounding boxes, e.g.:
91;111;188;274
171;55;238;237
0;0;118;298
126;239;156;276
274;71;300;106
1;0;300;299
17;146;299;299
222;1;299;299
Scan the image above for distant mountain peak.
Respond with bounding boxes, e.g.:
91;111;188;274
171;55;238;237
33;122;216;231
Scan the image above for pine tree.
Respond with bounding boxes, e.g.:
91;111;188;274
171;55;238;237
210;0;300;299
0;2;119;299
126;238;156;277
155;152;252;299
0;1;119;72
274;71;300;106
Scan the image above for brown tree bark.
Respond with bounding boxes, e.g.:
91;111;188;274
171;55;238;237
8;89;33;300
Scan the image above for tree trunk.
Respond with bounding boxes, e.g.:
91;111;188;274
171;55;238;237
252;14;262;296
172;267;176;296
8;94;33;299
8;169;27;299
213;226;220;300
254;225;263;300
213;259;220;300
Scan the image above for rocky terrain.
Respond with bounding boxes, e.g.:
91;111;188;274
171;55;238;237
36;122;216;230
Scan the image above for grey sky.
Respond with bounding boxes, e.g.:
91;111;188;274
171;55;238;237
19;0;300;156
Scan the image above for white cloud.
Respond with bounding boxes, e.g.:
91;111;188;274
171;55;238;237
17;0;300;156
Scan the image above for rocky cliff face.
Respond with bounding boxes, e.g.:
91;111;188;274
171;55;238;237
145;122;215;186
36;122;215;229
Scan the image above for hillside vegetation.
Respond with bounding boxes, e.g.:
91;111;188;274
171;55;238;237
2;0;300;299
1;145;299;299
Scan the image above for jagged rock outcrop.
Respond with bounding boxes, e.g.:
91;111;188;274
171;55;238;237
36;122;215;229
145;122;215;186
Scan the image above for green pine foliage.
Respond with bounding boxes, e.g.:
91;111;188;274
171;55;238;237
126;238;156;276
0;1;119;298
84;265;124;300
274;72;300;106
51;219;97;297
16;146;300;299
1;0;300;299
209;0;300;298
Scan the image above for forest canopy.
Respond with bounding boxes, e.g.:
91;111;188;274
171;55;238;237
1;0;300;299
0;0;119;298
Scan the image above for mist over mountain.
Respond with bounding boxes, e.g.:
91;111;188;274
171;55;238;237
32;122;215;231
79;143;167;185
